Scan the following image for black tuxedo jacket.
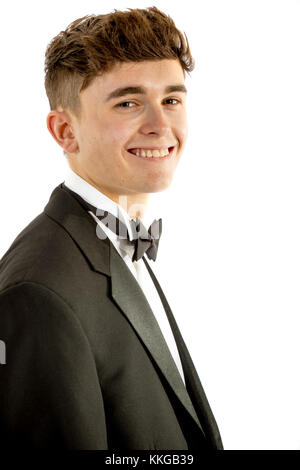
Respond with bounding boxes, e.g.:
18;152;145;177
0;183;223;450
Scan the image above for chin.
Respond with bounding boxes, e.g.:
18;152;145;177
143;176;174;194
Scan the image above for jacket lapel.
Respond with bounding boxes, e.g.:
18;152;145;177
142;257;223;450
109;245;204;432
44;184;204;434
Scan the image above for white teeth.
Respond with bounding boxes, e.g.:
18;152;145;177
130;148;170;157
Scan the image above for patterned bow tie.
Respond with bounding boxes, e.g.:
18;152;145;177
96;211;162;262
129;217;162;262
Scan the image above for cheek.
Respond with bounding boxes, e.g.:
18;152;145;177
176;115;188;145
102;119;135;148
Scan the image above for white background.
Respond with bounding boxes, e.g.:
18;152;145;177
0;0;300;449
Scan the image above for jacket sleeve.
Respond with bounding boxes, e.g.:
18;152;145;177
0;281;108;449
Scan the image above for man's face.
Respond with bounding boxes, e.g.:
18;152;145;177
68;59;188;199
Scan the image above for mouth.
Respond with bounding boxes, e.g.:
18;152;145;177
126;146;176;161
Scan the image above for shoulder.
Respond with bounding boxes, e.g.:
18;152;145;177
0;280;75;322
0;280;89;356
0;211;90;292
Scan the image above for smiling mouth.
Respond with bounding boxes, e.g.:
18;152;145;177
126;146;175;160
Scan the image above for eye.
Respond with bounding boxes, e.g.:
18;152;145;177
117;101;136;108
164;98;181;105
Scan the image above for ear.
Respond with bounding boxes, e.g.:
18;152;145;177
46;109;79;154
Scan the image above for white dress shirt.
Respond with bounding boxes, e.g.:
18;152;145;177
63;167;185;385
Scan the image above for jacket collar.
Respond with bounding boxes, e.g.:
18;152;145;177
44;183;111;276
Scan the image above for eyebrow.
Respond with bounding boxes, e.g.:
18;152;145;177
105;84;187;102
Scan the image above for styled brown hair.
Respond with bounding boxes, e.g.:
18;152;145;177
44;6;194;117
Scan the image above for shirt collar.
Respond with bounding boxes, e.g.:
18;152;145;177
63;167;138;240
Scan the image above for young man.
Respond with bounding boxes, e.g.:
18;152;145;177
0;7;222;450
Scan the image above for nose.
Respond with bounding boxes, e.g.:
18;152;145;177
139;104;169;136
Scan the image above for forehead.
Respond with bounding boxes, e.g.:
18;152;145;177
83;59;185;100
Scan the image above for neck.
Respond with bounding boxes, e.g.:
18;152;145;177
117;193;149;222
